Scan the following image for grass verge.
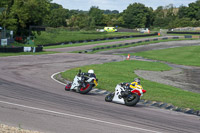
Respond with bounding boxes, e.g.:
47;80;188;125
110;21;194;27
130;45;200;67
35;28;149;45
0;51;59;57
75;38;196;54
43;36;159;49
61;60;200;110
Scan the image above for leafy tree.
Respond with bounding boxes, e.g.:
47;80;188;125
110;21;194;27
176;0;200;27
103;10;119;14
154;6;165;18
168;18;191;29
45;8;69;27
123;3;153;29
0;0;51;37
69;9;88;17
146;7;154;28
115;15;125;27
50;2;62;10
0;0;17;30
68;13;91;29
153;5;177;28
178;5;189;18
89;6;103;26
188;0;200;20
112;10;119;14
103;10;112;14
102;13;124;27
102;14;111;26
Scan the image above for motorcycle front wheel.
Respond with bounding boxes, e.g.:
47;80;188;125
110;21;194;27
79;83;93;94
124;93;140;106
105;92;114;102
65;83;72;91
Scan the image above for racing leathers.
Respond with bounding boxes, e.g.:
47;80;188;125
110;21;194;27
129;81;140;89
121;81;140;97
81;72;96;88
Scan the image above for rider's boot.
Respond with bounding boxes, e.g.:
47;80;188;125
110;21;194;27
82;82;86;88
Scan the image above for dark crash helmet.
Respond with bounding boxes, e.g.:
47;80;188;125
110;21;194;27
134;78;141;84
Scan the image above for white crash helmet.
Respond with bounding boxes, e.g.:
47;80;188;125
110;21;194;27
88;69;94;74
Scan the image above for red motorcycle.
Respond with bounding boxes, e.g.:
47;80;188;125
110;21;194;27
65;70;98;94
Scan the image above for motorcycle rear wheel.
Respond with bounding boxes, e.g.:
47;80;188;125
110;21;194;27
79;83;93;94
105;92;114;102
124;93;140;106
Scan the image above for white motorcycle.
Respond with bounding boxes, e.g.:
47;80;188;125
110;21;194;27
105;83;146;106
65;69;98;94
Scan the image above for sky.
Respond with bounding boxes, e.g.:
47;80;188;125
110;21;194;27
52;0;197;12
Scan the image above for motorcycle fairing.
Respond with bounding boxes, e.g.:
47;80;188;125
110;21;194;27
112;84;125;104
131;89;143;96
70;75;82;91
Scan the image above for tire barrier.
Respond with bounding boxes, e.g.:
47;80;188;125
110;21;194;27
139;99;200;116
79;35;200;53
167;31;200;34
172;37;179;39
0;46;43;53
39;32;158;47
162;37;168;40
184;35;192;38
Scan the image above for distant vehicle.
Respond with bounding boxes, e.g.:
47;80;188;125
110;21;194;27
104;27;118;32
138;28;150;33
96;29;105;32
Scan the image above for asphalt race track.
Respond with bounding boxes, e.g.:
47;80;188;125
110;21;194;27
0;39;200;133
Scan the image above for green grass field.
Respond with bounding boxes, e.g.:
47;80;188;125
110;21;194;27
131;45;200;66
0;51;59;57
43;36;160;49
35;28;150;45
61;60;200;110
82;38;195;54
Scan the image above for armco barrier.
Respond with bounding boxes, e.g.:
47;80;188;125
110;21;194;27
0;46;43;53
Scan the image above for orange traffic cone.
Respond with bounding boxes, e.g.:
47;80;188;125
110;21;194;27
126;54;130;60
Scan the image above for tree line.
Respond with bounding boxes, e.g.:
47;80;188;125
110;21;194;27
1;0;200;37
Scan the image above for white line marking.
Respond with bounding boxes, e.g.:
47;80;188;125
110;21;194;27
0;100;160;133
91;88;98;91
51;71;66;86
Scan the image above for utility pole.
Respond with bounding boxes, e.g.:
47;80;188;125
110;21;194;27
3;27;6;39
